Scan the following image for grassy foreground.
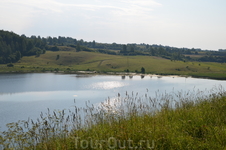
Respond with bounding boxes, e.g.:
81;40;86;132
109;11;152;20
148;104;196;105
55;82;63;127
0;50;226;79
1;87;226;149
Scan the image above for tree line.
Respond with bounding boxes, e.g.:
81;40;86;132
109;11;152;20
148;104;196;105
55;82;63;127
0;30;47;64
1;30;226;64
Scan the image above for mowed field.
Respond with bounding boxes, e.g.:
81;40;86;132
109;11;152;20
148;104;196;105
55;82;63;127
1;50;226;79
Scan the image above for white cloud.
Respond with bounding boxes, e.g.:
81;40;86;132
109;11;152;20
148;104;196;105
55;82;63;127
3;0;161;18
0;0;163;45
1;0;225;50
3;0;63;12
2;0;161;13
0;1;33;32
125;0;162;7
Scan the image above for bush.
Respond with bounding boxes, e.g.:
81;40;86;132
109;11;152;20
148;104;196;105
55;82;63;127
50;46;60;51
7;63;14;67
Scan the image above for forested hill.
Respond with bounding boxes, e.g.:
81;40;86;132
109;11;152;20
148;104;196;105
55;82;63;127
1;30;226;64
0;30;46;64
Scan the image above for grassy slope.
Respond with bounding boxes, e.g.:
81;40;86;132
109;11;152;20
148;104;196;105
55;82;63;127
0;49;226;79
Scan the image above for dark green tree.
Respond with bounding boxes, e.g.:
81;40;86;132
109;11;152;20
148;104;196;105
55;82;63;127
141;67;145;74
15;51;21;60
56;54;60;60
120;45;127;54
130;46;135;52
73;39;77;45
26;41;34;51
76;43;81;52
123;45;127;52
50;46;60;51
0;30;47;64
36;51;41;57
48;36;53;45
150;47;155;56
92;40;96;48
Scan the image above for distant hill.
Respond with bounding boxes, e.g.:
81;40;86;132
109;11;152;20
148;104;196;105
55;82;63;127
1;30;226;64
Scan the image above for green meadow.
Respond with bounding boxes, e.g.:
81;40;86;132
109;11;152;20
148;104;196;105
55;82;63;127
1;49;226;79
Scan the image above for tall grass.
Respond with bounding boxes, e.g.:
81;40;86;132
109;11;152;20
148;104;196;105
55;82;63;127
1;86;226;149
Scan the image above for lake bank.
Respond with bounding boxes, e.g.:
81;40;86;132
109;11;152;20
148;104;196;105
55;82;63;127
1;73;226;133
0;51;226;80
1;69;226;80
1;84;226;149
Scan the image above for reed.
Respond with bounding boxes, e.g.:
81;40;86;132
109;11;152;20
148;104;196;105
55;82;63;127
1;86;226;149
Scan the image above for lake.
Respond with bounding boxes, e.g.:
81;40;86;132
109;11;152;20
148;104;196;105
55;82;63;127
0;73;226;131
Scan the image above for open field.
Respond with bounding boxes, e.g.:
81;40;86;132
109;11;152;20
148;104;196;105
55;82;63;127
0;50;226;79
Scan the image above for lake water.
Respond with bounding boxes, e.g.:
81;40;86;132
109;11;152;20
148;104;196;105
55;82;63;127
0;73;226;131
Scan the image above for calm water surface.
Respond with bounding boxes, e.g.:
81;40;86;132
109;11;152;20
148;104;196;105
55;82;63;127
0;73;225;131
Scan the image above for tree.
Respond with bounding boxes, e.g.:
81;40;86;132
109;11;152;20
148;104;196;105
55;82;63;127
141;67;145;74
92;40;96;48
15;51;21;60
130;46;135;53
123;45;127;52
0;30;47;64
79;39;84;45
48;36;53;45
30;35;37;39
21;34;26;38
150;47;155;56
73;39;77;45
27;41;34;51
36;51;41;57
120;45;127;54
21;40;27;53
50;46;60;51
76;43;81;52
56;54;60;60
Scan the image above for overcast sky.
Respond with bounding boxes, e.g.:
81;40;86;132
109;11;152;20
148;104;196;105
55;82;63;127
0;0;226;50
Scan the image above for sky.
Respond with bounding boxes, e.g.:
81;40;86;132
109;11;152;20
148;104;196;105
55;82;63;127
0;0;226;50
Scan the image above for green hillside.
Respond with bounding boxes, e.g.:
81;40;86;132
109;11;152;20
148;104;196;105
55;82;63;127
0;30;226;79
1;47;226;79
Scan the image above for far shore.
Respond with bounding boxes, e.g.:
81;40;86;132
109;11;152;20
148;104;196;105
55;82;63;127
2;70;223;80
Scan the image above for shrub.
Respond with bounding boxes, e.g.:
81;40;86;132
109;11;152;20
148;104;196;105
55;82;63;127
7;63;14;67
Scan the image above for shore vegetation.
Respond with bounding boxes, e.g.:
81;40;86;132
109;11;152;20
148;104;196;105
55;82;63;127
1;86;226;149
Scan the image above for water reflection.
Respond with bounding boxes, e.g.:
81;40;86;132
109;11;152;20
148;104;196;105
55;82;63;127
0;91;76;102
75;74;94;78
98;85;226;118
1;73;226;132
89;81;128;90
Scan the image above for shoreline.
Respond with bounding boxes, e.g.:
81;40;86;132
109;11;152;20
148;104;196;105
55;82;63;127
1;70;225;80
